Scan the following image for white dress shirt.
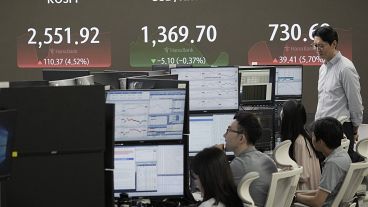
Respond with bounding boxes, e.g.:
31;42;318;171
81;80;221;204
315;51;363;126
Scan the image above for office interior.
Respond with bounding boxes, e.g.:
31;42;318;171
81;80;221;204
0;1;367;207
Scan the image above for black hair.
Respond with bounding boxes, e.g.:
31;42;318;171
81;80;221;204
191;147;243;207
233;111;262;145
312;25;339;45
311;117;343;149
280;100;316;160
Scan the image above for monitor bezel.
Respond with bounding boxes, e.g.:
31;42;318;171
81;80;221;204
238;66;276;106
113;139;188;199
0;109;17;179
92;71;153;90
105;89;187;142
125;78;190;135
170;66;240;114
272;64;303;100
187;112;235;157
9;80;50;88
42;69;90;81
143;74;178;80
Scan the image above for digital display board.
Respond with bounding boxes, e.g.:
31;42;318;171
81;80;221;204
15;0;111;68
0;0;361;72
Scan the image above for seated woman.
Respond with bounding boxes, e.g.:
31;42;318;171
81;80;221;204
191;147;244;207
280;100;321;190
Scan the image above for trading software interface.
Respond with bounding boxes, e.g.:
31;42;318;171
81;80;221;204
114;144;184;197
106;90;186;141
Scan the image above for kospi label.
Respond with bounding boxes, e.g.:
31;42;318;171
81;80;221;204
47;0;78;4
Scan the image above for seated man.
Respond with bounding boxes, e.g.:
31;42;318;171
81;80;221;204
295;117;352;207
222;111;278;207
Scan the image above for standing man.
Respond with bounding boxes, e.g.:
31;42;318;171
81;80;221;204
313;26;364;162
222;111;278;207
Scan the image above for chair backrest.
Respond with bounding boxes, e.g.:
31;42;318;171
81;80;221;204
331;162;368;207
237;172;260;207
341;138;350;152
356;139;368;159
265;167;303;207
358;124;368;140
272;140;298;169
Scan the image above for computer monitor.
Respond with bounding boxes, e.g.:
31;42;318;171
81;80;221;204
92;71;143;89
105;89;186;141
42;69;90;81
9;80;49;88
189;113;234;156
0;109;16;179
126;78;187;91
114;143;185;198
240;106;275;152
170;67;239;112
145;74;178;80
48;78;76;87
93;71;166;89
152;64;192;73
238;66;276;105
274;65;303;99
125;78;189;134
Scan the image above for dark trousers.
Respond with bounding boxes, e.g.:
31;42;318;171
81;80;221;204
342;122;364;163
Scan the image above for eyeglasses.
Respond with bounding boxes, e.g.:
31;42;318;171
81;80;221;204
225;127;243;134
311;43;329;50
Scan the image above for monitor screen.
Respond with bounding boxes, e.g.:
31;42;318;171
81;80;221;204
274;65;303;98
0;109;16;179
42;69;90;81
106;89;186;141
170;67;239;112
238;66;275;105
189;113;234;156
114;143;184;198
125;78;189;134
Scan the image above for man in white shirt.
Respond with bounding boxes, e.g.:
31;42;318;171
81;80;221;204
313;26;364;162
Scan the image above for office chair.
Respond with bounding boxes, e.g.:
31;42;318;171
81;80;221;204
262;140;303;207
356;139;368;159
295;139;368;207
358;124;368;140
356;139;368;207
237;140;302;207
265;167;303;207
330;161;368;206
237;172;259;207
272;140;298;169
